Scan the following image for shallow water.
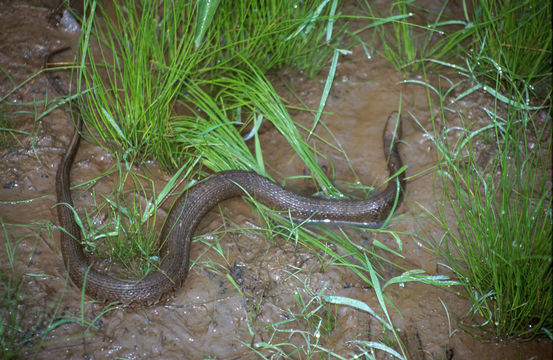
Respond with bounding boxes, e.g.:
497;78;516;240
0;1;551;359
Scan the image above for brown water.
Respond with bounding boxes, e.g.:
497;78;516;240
1;1;551;359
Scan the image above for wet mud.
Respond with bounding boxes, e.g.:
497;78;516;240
1;1;551;359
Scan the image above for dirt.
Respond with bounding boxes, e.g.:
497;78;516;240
0;1;551;359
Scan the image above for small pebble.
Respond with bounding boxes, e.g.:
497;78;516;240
3;181;15;189
60;9;81;33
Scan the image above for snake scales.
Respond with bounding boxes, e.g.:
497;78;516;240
48;50;405;305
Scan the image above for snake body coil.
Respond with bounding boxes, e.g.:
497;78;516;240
49;51;405;305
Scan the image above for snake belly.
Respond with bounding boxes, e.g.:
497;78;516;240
50;53;405;305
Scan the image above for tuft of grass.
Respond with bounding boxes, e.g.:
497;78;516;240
240;255;457;359
0;107;18;150
466;0;552;97
75;0;344;171
175;63;345;196
0;90;57;152
360;0;551;339
0;221;29;358
356;0;471;72
245;280;338;359
62;156;198;279
76;0;199;169
438;113;551;339
413;72;552;339
358;0;552;99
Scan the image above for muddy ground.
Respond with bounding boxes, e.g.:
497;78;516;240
0;1;551;359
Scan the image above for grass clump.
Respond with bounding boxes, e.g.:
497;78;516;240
466;0;552;96
75;0;343;170
67;160;194;279
359;0;552;340
356;0;457;72
357;0;475;72
0;223;29;358
245;280;340;359
416;81;552;339
358;0;552;98
435;110;551;339
76;0;198;169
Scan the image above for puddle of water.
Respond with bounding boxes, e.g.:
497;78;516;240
0;1;551;359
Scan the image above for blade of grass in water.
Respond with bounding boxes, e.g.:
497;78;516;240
308;48;342;138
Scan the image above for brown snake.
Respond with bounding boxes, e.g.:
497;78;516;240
48;50;405;305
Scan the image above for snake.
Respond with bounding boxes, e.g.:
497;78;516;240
48;49;405;305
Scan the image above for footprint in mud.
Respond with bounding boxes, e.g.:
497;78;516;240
398;324;428;360
399;323;455;360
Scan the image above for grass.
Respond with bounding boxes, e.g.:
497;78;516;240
30;0;435;357
357;0;475;72
404;46;551;340
358;0;552;98
64;0;370;274
202;0;344;76
75;0;199;169
175;64;347;195
3;0;550;357
0;220;115;358
236;241;457;358
466;0;552;96
64;158;196;279
0;82;54;152
421;95;552;339
187;203;457;358
0;221;32;358
244;279;341;358
75;0;344;171
357;0;552;340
